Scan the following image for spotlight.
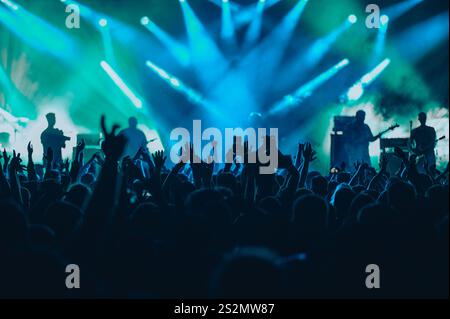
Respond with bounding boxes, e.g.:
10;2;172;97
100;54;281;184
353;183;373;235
140;16;150;26
348;14;357;24
1;0;19;10
98;18;108;27
100;61;143;109
347;83;364;101
344;58;391;102
270;58;350;114
380;15;389;25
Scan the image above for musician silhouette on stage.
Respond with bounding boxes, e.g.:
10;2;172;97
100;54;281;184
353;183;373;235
119;117;148;159
344;110;379;166
410;112;437;170
41;112;70;166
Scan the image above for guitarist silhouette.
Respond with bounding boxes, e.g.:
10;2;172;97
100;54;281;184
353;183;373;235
344;110;398;166
40;113;71;166
410;112;437;170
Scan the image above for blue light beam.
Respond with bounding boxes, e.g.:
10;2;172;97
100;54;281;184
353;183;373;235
100;61;143;109
370;16;389;66
241;0;309;92
394;12;449;62
344;58;391;102
0;4;76;60
179;0;227;88
270;59;350;114
243;0;266;48
384;0;424;21
221;0;236;43
141;17;191;67
145;60;208;109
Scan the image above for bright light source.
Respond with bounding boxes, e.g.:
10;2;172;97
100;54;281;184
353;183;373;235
344;58;391;102
380;14;390;25
361;58;391;84
140;16;150;26
338;58;350;67
98;18;108;27
348;14;357;24
100;61;143;109
347;83;364;101
170;78;181;87
1;0;19;10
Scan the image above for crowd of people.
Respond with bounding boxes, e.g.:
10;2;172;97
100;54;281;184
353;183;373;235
0;115;448;298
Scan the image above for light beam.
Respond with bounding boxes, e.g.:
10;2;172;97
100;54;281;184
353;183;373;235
344;58;391;102
100;61;143;109
270;59;350;114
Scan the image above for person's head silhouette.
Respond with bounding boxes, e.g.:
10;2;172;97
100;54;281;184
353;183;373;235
355;110;366;124
128;117;138;129
46;113;56;128
418;112;427;126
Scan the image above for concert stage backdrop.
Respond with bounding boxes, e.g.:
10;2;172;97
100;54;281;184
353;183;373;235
0;0;448;173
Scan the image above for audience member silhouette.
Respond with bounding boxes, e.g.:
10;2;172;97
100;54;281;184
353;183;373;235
0;115;448;298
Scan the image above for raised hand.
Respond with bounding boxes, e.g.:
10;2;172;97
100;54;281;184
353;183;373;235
303;143;317;163
3;149;11;171
152;150;167;170
100;115;126;161
10;150;25;172
27;142;33;157
294;143;304;168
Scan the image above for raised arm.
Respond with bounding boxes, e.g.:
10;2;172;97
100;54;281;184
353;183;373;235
2;149;10;174
367;154;388;192
0;152;12;200
81;116;126;239
298;143;316;189
27;142;37;182
8;150;24;205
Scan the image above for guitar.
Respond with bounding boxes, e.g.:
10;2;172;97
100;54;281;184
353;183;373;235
374;124;400;140
411;135;446;156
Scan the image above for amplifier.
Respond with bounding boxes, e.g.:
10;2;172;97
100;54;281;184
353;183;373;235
77;133;101;147
333;116;354;132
